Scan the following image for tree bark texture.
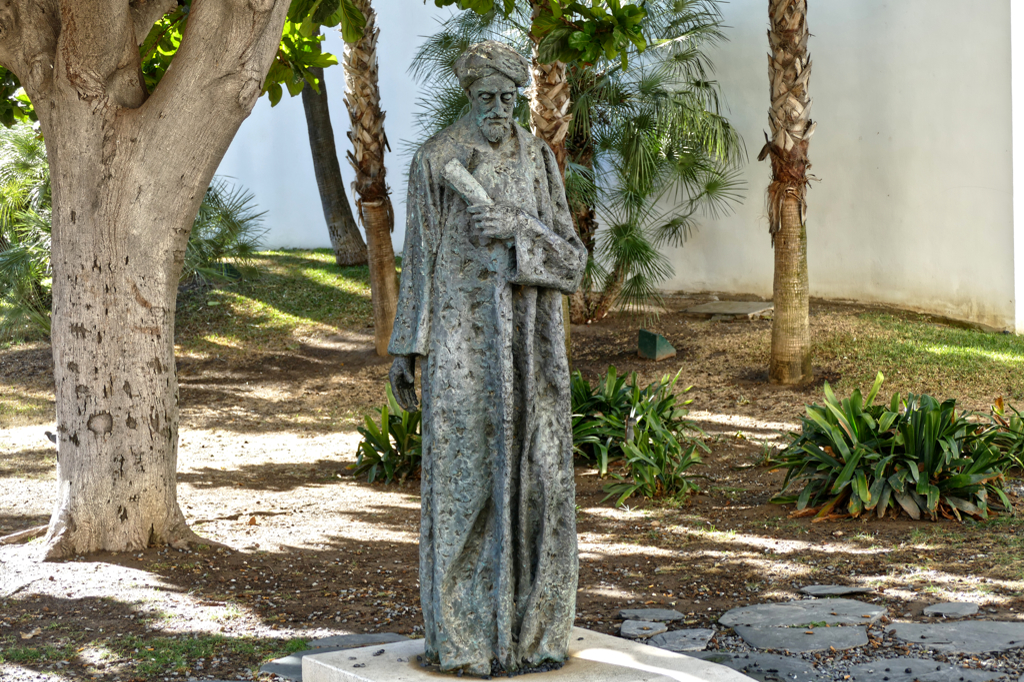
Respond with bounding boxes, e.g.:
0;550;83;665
527;48;570;177
528;8;573;353
770;196;811;382
343;0;397;356
0;0;292;557
300;28;367;267
763;0;814;385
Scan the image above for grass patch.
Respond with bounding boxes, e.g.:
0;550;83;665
815;312;1024;404
0;643;77;664
174;249;376;357
113;634;308;677
0;389;53;427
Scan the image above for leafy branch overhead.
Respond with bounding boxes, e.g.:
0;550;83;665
435;0;647;68
0;0;368;122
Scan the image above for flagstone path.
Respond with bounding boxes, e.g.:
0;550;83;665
259;592;1024;681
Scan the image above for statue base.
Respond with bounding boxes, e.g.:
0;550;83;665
302;626;754;681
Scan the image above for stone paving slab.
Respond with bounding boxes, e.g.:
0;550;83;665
303;627;757;681
734;625;867;653
692;652;818;681
799;585;872;597
720;599;887;628
848;656;1010;681
621;619;669;639
261;633;410;681
683;301;773;319
619;608;686;623
888;622;1024;653
923;602;980;618
308;634;408;650
647;628;715;652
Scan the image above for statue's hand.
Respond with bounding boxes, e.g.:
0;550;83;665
467;204;520;242
389;355;419;412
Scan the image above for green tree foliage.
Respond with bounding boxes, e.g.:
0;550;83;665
410;0;744;319
0;125;266;341
434;0;646;69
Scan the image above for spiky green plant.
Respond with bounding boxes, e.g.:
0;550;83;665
0;123;51;339
407;0;744;322
184;177;267;284
773;373;1014;521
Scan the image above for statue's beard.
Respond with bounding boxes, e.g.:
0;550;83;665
480;116;512;143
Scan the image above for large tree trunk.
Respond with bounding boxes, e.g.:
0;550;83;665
301;27;367;267
343;0;397;357
0;0;291;558
764;0;814;385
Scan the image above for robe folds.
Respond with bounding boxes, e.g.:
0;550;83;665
389;117;587;675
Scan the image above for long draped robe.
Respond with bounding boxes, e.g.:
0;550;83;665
389;117;587;675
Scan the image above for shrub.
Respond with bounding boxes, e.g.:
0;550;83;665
350;384;422;484
574;367;706;507
989;397;1024;470
773;372;1013;521
353;366;706;506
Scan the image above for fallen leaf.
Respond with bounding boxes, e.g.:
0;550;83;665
20;627;40;640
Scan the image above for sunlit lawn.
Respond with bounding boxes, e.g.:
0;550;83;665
813;312;1024;405
174;249;375;358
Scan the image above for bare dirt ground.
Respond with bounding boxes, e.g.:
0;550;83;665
2;298;1023;681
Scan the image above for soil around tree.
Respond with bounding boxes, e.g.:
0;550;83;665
2;296;1023;681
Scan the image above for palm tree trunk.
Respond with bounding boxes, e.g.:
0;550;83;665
763;0;814;385
590;263;627;322
343;0;397;356
528;5;574;353
301;27;367;267
527;46;571;175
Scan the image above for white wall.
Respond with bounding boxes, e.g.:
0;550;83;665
222;1;1017;330
217;4;451;252
662;0;1015;330
1013;0;1024;332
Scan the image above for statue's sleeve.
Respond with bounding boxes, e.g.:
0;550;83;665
388;150;436;356
507;143;587;294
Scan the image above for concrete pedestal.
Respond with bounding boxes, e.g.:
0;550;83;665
302;627;754;681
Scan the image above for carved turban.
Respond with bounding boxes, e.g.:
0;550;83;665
453;41;530;90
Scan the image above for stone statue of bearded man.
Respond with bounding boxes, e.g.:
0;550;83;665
387;41;587;677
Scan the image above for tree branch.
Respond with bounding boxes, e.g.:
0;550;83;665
117;0;289;231
52;0;152;111
0;0;60;110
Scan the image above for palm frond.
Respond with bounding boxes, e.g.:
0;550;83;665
405;0;746;319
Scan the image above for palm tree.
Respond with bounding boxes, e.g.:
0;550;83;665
760;0;814;384
342;0;397;356
409;0;743;323
527;4;571;175
301;26;367;267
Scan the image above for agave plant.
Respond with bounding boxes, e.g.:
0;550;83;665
407;0;744;322
351;383;423;484
773;373;1013;521
572;366;707;506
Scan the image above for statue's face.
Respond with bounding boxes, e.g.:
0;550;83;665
468;74;517;144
